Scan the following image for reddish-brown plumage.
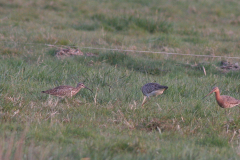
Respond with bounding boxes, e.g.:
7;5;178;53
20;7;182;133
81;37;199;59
203;87;240;108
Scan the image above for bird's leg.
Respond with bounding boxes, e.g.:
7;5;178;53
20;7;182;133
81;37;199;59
141;96;148;106
59;97;64;102
227;109;234;122
66;98;71;108
54;98;60;107
239;107;240;117
52;97;61;107
224;109;229;132
225;109;233;122
225;109;229;119
227;109;231;116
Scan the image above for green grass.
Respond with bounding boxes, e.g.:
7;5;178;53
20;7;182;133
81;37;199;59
0;0;240;159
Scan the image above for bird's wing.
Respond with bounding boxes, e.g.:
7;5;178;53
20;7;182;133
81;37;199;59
53;85;73;90
44;86;74;96
155;84;168;90
142;83;168;94
222;95;240;105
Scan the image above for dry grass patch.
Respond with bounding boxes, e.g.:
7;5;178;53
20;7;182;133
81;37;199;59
219;60;240;71
55;48;83;58
136;118;177;133
0;47;23;56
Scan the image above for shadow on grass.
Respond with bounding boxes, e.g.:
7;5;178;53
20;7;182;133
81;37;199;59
97;51;170;76
96;51;225;78
197;134;229;148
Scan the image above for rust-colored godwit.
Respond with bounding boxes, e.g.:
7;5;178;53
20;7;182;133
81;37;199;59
42;82;92;98
203;86;240;115
141;83;168;106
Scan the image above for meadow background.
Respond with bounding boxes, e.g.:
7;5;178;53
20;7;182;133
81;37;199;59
1;0;240;159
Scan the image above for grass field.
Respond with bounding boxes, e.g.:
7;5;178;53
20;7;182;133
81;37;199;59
1;0;240;159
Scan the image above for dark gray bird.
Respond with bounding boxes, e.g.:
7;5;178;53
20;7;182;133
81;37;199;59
42;82;92;98
141;83;168;106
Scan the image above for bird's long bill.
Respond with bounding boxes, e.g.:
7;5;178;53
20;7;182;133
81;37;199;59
84;86;93;93
202;90;214;99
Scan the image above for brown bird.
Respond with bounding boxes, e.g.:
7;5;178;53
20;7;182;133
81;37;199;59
203;86;240;115
42;82;92;98
141;83;168;106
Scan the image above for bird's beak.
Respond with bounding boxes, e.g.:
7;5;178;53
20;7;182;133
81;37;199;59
84;86;93;93
202;90;214;99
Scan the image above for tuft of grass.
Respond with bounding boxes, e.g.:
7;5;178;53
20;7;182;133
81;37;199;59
197;135;229;148
0;2;20;9
0;47;23;55
33;35;70;46
72;21;100;31
182;37;208;44
148;34;182;48
91;14;173;33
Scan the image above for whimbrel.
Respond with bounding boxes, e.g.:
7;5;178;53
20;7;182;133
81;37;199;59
141;83;168;106
203;86;240;116
42;82;92;98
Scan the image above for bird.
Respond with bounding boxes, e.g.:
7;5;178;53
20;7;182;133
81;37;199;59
203;86;240;116
42;82;92;98
141;83;168;106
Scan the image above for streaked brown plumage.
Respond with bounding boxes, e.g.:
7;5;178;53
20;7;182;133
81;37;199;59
42;82;92;98
203;87;240;109
141;83;168;106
